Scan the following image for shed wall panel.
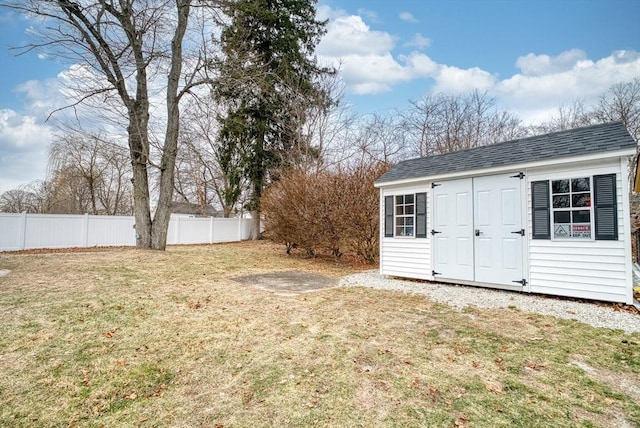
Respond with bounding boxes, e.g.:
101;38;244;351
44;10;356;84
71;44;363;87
380;184;432;280
527;161;631;303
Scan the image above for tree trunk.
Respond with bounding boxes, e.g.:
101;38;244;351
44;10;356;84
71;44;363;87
129;108;153;249
250;118;266;240
150;0;190;250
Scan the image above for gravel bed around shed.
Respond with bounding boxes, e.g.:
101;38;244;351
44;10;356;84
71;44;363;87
339;270;640;334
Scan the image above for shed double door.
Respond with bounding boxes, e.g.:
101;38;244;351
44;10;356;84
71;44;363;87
433;173;523;286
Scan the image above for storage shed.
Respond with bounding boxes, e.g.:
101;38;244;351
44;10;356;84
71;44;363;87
375;122;638;304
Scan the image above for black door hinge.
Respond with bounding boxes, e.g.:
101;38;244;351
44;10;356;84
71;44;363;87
432;270;441;276
510;172;525;179
431;229;441;235
431;182;441;188
512;279;527;286
511;229;525;236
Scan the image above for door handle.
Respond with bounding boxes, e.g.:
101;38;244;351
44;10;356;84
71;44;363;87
475;229;481;236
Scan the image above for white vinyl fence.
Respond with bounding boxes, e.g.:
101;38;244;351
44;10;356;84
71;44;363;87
0;212;251;251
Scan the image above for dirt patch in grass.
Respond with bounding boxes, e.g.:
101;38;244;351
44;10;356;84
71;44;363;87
1;240;639;427
570;355;640;402
233;270;337;295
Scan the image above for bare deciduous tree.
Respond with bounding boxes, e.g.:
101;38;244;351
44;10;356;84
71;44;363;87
1;0;218;249
593;78;640;140
399;90;524;157
352;114;407;166
176;97;247;217
49;131;133;215
536;79;640;191
531;100;594;134
0;187;38;213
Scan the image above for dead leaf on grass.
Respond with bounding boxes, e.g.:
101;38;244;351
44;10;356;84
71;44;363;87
428;386;439;401
455;414;469;427
148;384;167;398
485;381;503;394
452;386;466;398
524;361;545;371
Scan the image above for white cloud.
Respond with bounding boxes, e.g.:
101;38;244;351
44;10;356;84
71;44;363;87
402;53;439;77
405;33;431;50
433;66;497;94
318;8;435;93
317;14;396;57
497;49;640;123
318;7;640;125
317;7;504;97
357;8;380;23
515;49;587;76
399;12;418;23
0;109;54;193
14;77;64;118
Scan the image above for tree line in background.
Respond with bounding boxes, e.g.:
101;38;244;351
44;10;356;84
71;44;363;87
0;0;638;256
3;77;638;260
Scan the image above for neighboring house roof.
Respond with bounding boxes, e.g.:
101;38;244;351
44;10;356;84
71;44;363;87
376;121;637;185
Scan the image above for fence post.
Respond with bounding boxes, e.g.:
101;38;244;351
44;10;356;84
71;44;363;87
20;211;27;250
174;216;180;244
237;216;242;241
209;217;214;243
83;213;90;247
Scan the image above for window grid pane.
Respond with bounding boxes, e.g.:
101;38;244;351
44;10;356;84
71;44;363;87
395;193;416;237
552;177;593;239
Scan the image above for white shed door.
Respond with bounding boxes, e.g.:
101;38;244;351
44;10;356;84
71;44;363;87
473;174;523;286
433;178;474;281
432;173;523;286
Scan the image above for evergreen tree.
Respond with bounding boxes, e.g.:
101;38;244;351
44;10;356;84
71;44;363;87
213;0;334;238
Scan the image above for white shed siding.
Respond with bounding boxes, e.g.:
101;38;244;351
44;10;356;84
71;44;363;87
527;160;632;303
380;183;432;280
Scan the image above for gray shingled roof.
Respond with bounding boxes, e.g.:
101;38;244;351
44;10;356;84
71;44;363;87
376;121;637;185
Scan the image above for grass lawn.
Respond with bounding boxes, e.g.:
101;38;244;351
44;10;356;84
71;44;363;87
0;241;639;427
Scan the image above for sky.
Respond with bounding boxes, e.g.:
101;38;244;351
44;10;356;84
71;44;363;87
0;0;639;194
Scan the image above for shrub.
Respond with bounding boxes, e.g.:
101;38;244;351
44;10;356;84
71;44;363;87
261;163;390;262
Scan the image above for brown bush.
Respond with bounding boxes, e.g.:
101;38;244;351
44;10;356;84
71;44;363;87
261;163;390;262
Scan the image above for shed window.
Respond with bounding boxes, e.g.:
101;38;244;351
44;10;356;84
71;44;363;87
384;192;427;238
551;177;592;239
532;174;617;241
395;194;415;236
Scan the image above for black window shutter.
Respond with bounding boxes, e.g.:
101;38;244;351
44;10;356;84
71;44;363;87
531;180;550;239
384;195;394;237
415;192;427;238
593;174;618;240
